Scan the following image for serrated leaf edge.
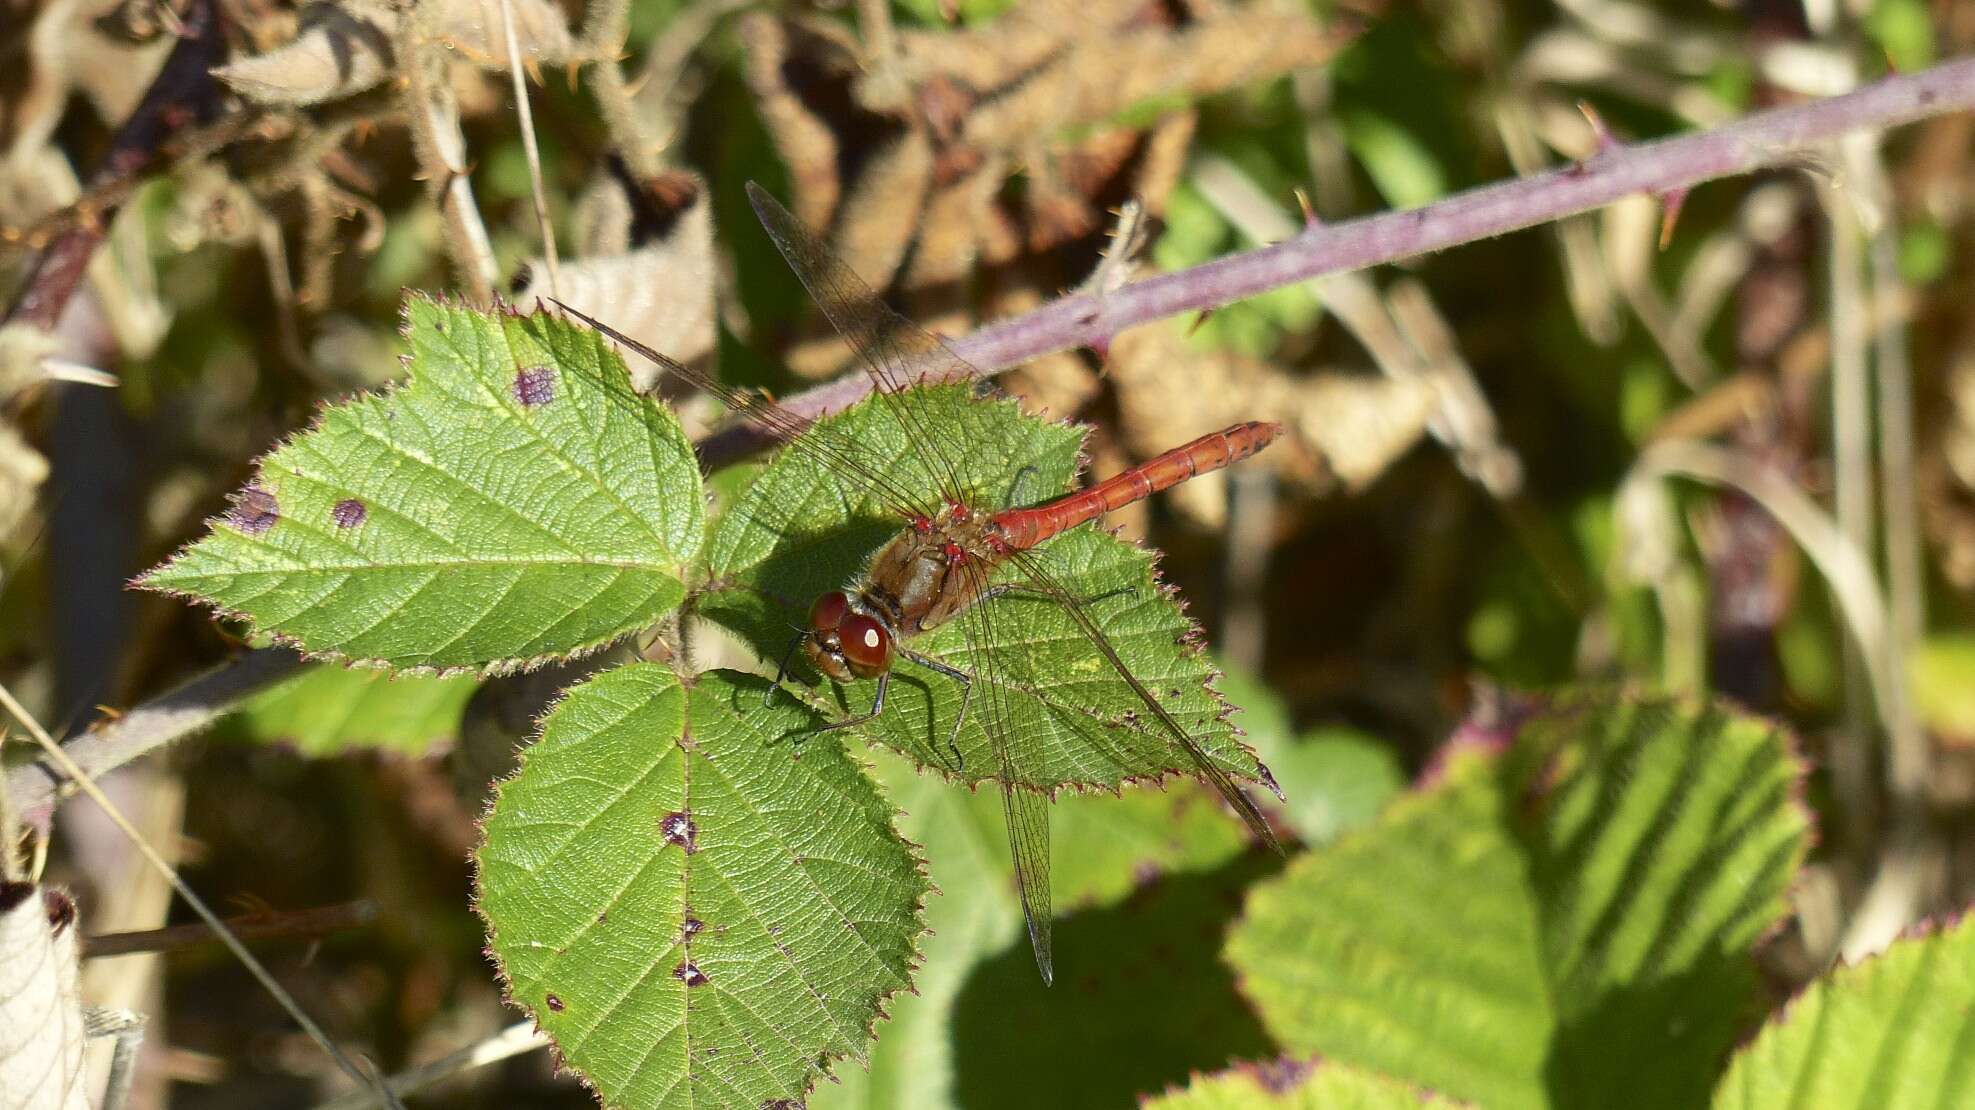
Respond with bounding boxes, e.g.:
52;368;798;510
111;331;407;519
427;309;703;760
136;292;692;680
468;663;934;1110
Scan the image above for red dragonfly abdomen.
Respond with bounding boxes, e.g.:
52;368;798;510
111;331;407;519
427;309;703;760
991;421;1282;550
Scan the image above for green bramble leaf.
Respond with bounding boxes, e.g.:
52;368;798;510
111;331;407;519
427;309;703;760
143;295;703;673
475;663;925;1109
223;663;476;756
1143;1058;1466;1109
1714;914;1975;1109
814;741;1266;1110
1227;692;1811;1110
699;383;1268;793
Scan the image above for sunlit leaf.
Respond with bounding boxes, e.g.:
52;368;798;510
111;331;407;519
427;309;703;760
1144;1057;1467;1109
813;744;1259;1110
144;297;703;673
476;663;924;1109
1227;693;1810;1110
700;384;1268;792
1216;662;1404;845
1713;914;1975;1108
223;663;476;757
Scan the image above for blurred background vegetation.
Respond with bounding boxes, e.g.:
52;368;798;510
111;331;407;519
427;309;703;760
1;0;1971;1104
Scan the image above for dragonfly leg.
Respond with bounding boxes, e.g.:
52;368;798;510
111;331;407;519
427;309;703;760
900;648;970;774
764;633;806;708
813;671;889;734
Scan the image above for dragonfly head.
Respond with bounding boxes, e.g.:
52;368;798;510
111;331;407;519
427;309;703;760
804;591;895;682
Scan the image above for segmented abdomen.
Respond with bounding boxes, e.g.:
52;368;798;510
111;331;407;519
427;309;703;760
991;421;1282;550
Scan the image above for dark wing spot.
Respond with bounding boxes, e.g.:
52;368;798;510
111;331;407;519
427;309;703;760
513;366;555;407
660;810;699;853
545;993;565;1012
226;486;279;535
673;961;708;987
331;498;367;528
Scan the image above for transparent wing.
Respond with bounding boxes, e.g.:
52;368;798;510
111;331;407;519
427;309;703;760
1006;547;1284;853
746;182;978;507
550;298;935;523
957;555;1055;984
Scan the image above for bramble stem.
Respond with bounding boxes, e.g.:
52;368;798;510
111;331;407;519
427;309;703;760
699;55;1975;468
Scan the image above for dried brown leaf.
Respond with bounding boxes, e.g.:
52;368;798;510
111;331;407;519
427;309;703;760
436;0;576;68
740;14;863;229
212;0;395;107
1108;318;1430;525
0;884;87;1110
785;131;936;379
954;10;1344;153
510;169;716;393
889;0;1155;96
9;0;173;148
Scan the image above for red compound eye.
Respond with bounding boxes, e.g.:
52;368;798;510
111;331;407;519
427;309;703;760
809;591;850;633
837;613;893;675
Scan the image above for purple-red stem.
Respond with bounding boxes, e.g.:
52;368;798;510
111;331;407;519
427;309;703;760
3;0;226;331
700;55;1975;468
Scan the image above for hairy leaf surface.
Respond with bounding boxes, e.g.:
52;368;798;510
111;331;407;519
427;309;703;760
1227;693;1810;1110
145;297;703;672
1714;914;1975;1109
476;664;923;1109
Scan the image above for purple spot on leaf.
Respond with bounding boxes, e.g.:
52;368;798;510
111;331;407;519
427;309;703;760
226;487;279;535
513;366;555;406
331;498;367;528
681;915;704;940
1241;1057;1313;1094
661;810;698;853
545;993;564;1012
673;961;708;987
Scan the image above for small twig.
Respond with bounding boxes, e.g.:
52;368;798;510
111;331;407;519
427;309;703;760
2;0;226;332
398;8;498;303
0;682;399;1108
1628;441;1898;747
83;899;378;959
85;1008;147;1110
5;647;305;824
312;1021;547;1110
698;55;1975;468
501;0;560;301
1824;170;1879;855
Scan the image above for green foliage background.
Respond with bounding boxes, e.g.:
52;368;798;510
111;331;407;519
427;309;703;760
3;0;1973;1108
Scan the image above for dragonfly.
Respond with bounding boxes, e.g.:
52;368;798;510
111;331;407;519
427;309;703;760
553;180;1284;984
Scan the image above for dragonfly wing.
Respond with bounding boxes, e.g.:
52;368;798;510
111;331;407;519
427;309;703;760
1007;548;1284;854
956;556;1055;984
746;182;976;506
548;298;933;523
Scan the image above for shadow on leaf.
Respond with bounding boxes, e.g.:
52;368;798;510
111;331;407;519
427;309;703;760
949;850;1282;1109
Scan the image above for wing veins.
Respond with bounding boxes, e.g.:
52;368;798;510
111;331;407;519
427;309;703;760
1006;548;1284;854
